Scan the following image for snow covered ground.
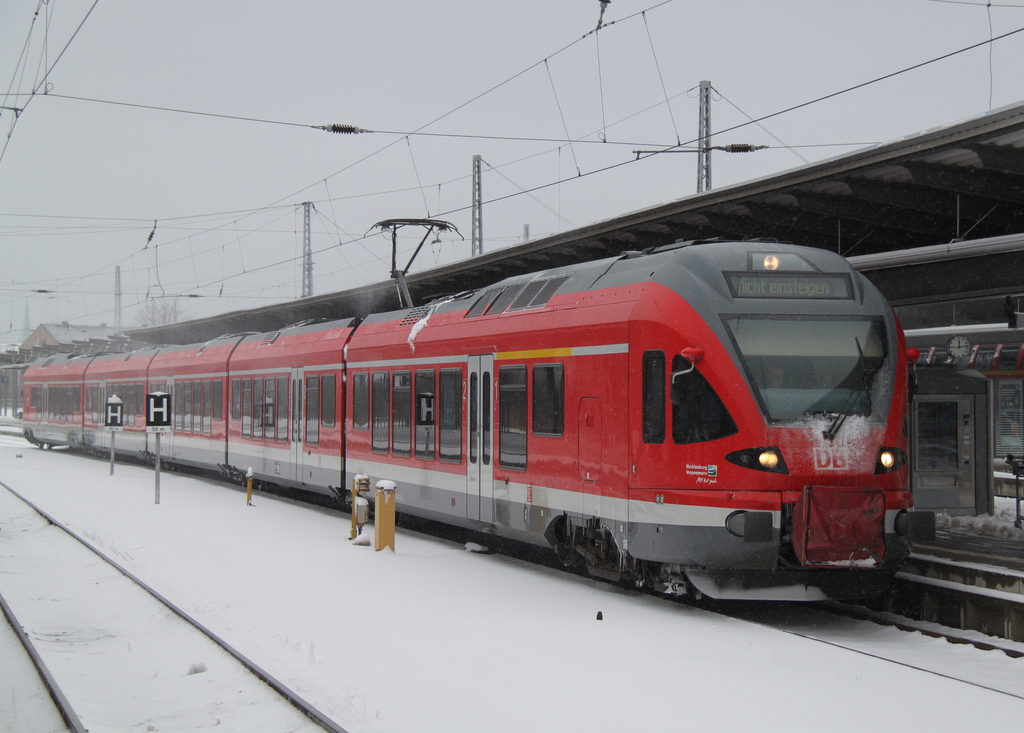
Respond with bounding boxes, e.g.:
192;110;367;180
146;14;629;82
2;434;1024;732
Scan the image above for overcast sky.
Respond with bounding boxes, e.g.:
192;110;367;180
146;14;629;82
3;0;1024;338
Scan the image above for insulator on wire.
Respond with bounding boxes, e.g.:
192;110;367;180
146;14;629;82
716;144;767;153
324;124;367;134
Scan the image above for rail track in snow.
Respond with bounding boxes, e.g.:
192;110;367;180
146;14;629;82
0;479;349;733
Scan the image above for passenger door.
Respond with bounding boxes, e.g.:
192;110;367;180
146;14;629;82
291;368;306;485
467;355;494;523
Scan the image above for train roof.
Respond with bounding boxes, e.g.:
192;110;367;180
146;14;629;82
362;239;879;328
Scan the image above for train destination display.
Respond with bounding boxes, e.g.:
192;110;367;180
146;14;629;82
726;272;853;299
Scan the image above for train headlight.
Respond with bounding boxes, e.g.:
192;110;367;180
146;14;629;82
726;447;788;474
874;447;906;474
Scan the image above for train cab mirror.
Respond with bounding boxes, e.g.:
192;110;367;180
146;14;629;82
669;347;704;403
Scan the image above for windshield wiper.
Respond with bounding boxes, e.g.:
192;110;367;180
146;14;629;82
823;337;867;441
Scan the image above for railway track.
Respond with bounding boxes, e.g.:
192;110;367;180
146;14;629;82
690;596;1024;701
0;480;349;732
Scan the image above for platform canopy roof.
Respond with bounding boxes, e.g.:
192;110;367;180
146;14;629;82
131;101;1024;345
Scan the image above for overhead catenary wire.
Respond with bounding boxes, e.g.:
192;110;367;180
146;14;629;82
8;3;1024;324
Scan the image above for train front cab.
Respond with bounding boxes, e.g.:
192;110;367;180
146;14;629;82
624;246;928;600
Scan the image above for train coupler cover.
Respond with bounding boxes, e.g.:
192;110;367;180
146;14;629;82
793;486;885;567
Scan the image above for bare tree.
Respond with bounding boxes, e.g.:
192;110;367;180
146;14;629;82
133;298;192;327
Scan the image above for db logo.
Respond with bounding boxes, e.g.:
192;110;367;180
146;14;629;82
815;447;849;471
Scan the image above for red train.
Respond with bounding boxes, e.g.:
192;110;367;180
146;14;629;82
22;240;934;600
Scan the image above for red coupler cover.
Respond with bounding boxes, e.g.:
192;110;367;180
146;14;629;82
793;486;885;567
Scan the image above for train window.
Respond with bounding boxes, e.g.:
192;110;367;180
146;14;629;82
642;351;666;444
415;370;436;460
392;371;411;457
263;378;275;439
465;289;501;317
213;380;223;422
322;375;336;428
174;383;183;430
253;378;264;439
183;381;193;433
231;379;241;421
488;285;525;315
483;371;492;466
507;280;548;311
725;316;887;421
204;381;213;434
372;372;390;453
498;366;528;471
305;375;320;445
31;386;42;413
439;369;462;463
276;376;288;441
242;378;252;437
998;345;1021;371
87;386;98;424
975;345;996;371
532;364;564;436
470;372;478;464
671;355;738;444
193;380;204;433
353;373;369;431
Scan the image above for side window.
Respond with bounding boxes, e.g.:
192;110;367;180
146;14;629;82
241;378;252;437
213;380;223;422
174;382;184;431
263;377;276;440
439;369;462;463
671;355;738;444
193;380;203;434
415;370;436;460
392;371;411;457
532;364;564;436
372;371;390;453
353;372;369;431
276;376;289;441
642;351;666;444
203;381;213;434
231;379;241;421
498;365;528;471
305;375;320;445
322;374;336;428
183;381;193;433
253;378;264;439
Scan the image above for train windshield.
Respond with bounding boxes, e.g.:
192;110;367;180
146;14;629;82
723;316;889;422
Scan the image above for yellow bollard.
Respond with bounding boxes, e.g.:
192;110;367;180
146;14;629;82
374;480;397;552
245;467;254;506
350;474;371;540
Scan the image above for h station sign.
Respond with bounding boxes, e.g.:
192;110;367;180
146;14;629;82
146;392;172;433
104;394;124;431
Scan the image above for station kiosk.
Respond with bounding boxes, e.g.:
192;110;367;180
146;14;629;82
909;368;992;516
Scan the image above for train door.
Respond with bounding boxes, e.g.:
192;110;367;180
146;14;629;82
579;397;603;519
467;355;494;523
291;367;306;485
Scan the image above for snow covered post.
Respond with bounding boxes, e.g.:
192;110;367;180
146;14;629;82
245;467;254;506
350;474;371;540
374;480;397;552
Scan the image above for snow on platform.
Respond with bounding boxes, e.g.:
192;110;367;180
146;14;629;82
2;437;1023;732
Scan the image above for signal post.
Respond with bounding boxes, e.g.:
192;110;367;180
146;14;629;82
145;392;171;504
104;394;123;475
